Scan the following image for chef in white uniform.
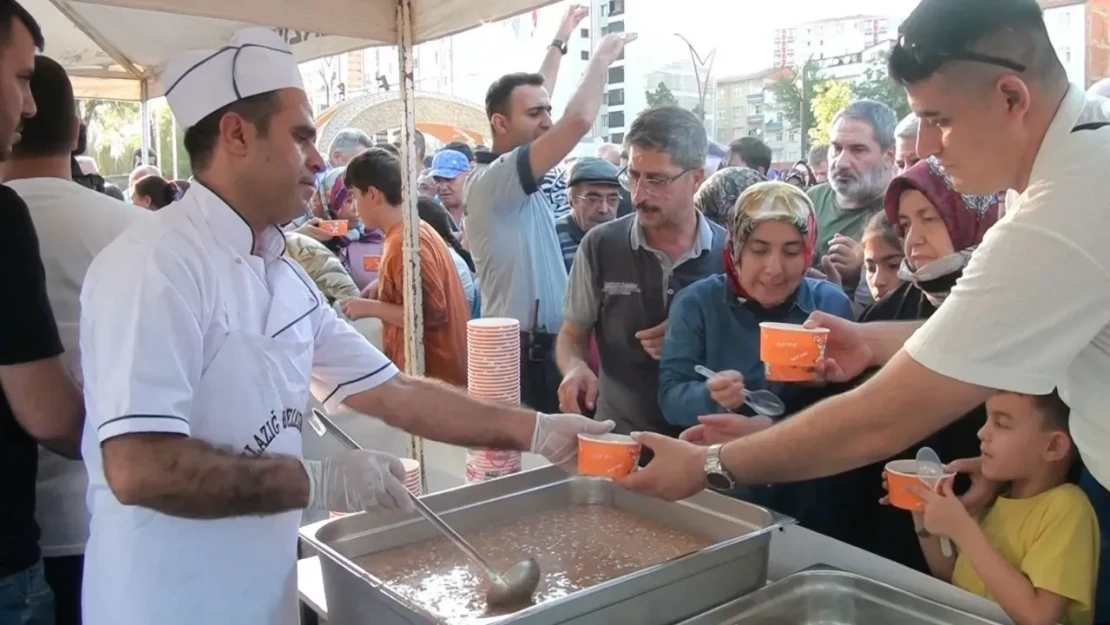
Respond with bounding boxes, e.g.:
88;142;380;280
77;28;613;625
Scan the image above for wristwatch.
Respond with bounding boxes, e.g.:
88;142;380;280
704;444;738;491
551;39;568;55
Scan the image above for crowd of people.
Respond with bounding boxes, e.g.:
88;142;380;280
2;0;1110;624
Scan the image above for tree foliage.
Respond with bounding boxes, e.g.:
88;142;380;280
851;55;911;120
645;81;678;108
809;80;853;145
80;99;191;181
768;63;825;131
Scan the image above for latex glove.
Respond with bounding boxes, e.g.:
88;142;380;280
300;450;413;513
530;412;615;466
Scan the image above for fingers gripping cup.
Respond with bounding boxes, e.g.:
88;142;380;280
577;434;641;478
759;322;830;382
884;459;956;511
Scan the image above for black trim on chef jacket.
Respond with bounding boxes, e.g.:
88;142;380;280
203;181;290;258
273;258;321;338
96;414;190;434
321;363;397;405
1073;122;1110;132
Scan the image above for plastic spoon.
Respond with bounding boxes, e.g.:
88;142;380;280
916;446;953;558
308;409;541;607
694;365;786;417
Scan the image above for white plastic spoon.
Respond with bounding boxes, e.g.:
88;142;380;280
916;446;954;558
694;365;786;417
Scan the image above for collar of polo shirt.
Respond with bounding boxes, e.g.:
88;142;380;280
193;182;288;259
630;211;714;255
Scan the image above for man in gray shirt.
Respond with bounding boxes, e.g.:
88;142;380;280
556;107;726;437
465;30;634;413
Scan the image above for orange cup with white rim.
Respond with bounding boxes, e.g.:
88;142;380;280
318;220;349;236
884;459;956;511
759;322;830;382
577;433;641;478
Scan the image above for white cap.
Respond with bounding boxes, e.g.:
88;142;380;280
163;28;305;128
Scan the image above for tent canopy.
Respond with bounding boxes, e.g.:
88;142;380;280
32;0;556;100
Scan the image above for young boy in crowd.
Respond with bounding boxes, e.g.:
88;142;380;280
908;391;1098;625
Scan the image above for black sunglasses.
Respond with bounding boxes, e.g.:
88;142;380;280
891;36;1027;82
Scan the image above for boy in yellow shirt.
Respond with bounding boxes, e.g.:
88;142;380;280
909;391;1099;625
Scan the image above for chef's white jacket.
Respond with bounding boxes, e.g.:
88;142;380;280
78;182;399;625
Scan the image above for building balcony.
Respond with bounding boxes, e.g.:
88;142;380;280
746;92;764;102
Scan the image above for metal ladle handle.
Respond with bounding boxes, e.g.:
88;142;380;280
309;409;509;585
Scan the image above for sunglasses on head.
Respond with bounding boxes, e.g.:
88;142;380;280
891;35;1027;83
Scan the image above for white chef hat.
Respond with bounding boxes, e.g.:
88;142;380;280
163;27;305;129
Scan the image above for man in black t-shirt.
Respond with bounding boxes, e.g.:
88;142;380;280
0;5;85;625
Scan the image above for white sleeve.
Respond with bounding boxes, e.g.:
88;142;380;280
905;220;1110;394
80;245;204;443
309;304;399;412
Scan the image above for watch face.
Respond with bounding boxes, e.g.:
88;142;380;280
706;472;732;491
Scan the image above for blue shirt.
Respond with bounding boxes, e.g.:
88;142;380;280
658;275;854;427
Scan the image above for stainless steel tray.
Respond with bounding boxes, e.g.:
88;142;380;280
677;566;1005;625
299;465;792;625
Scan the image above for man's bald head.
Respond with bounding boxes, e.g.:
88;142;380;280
597;142;621;166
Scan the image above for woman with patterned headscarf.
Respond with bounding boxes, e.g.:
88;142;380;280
836;158;1003;574
312;167;385;291
693;166;765;227
657;181;855;536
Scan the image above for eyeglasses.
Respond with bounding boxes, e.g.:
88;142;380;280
891;36;1027;83
618;166;695;196
573;194;621;209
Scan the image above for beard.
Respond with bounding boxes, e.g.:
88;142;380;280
830;164;887;205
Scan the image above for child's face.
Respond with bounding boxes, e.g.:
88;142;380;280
979;393;1071;482
862;235;904;301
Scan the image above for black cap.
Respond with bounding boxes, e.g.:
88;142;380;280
568;157;619;187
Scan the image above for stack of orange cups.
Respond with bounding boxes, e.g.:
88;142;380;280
465;318;523;483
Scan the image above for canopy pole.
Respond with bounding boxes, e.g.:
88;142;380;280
139;80;150;166
152;102;162;173
397;0;426;491
171;115;179;180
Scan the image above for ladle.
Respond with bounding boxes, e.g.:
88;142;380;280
308;409;541;606
693;365;786;417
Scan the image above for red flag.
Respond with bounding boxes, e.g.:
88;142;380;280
531;10;538;37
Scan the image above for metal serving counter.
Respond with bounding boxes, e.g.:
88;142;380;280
677;566;1003;625
299;465;792;625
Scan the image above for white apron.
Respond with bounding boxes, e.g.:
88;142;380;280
83;260;319;625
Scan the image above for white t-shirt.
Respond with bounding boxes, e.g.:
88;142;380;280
79;183;398;624
7;177;149;558
905;85;1110;489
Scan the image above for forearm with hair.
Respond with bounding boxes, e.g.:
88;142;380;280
862;320;925;367
538;45;564;95
555;324;591;374
101;433;308;519
345;375;536;451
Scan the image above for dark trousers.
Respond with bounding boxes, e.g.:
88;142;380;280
43;555;81;625
1081;470;1110;625
520;332;560;413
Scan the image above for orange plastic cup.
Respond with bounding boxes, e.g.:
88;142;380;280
577;433;641;478
759;322;829;381
319;220;349;236
362;255;381;272
884;459;956;511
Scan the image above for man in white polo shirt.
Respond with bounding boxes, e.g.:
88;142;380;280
79;28;611;625
620;0;1110;612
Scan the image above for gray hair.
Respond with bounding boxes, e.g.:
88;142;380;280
625;106;707;171
831;100;897;151
328;128;373;155
808;143;828;167
895;113;919;140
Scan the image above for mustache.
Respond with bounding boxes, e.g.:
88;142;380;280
635;202;662;213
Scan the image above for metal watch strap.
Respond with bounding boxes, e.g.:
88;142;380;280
704;444;736;490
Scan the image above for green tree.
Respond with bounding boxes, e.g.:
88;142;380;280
768;62;825;131
809;80;854;145
851;55;911;120
645;81;678;108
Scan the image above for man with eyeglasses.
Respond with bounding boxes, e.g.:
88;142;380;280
555;157;621;271
620;0;1110;618
556;106;726;439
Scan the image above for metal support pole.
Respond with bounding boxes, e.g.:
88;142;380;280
139;80;150;167
396;0;426;491
152;101;162;172
171;115;179;180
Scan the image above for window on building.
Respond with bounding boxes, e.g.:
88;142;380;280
732;86;743;98
718;108;728;119
611;132;624;144
609;0;624;15
749;129;760;136
754;105;762;115
607;20;624;33
608;111;625;127
581;51;590;60
733;106;743;118
580;28;589;38
776;133;784;142
602;92;608;105
789;132;797;142
608;66;624;83
609;88;624;106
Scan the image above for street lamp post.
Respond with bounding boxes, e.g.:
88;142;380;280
674;33;716;134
